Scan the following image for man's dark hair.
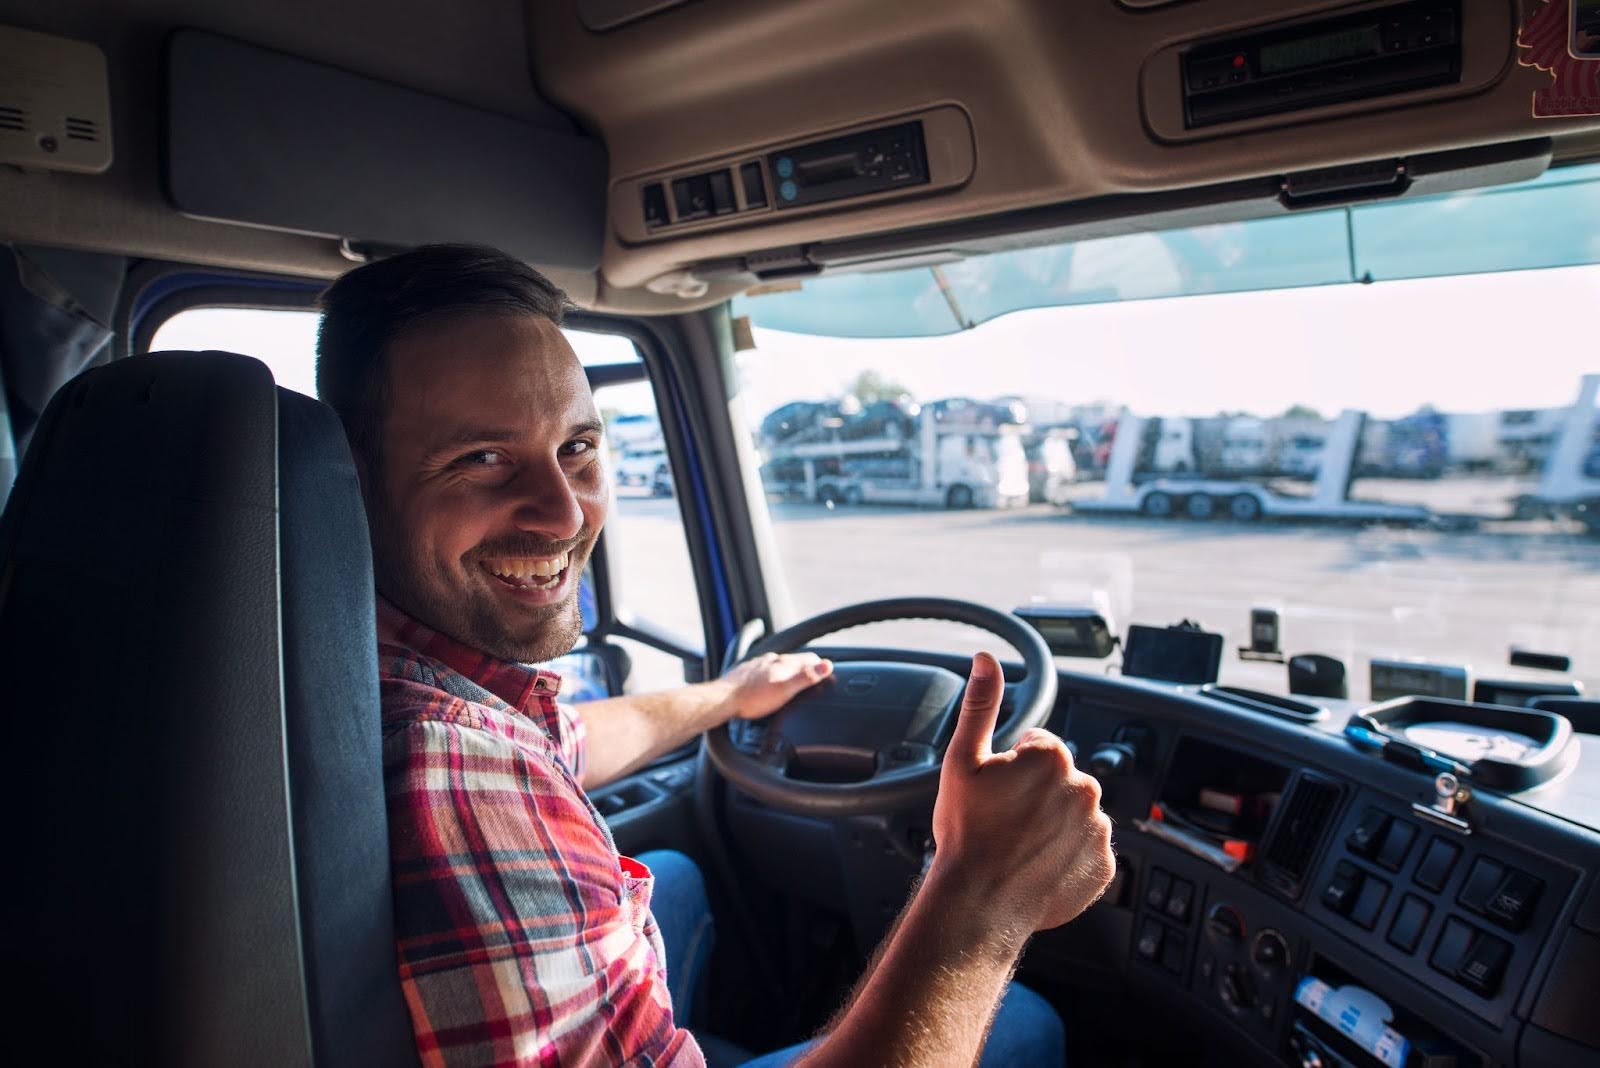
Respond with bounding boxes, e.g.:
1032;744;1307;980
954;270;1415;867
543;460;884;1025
316;243;571;465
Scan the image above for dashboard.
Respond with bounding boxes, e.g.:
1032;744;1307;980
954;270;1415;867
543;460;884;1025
707;652;1600;1068
1032;671;1599;1068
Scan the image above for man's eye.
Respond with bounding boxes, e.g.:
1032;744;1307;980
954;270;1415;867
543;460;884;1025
460;449;507;466
562;440;596;457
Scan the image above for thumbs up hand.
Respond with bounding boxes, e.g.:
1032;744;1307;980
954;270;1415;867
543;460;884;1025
930;652;1117;933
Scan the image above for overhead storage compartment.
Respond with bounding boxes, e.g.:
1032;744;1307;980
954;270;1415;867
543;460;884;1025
164;30;607;269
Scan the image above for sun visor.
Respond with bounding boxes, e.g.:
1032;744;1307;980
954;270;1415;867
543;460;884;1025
164;30;606;270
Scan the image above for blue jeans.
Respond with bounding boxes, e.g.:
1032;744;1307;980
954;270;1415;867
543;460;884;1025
639;850;1065;1068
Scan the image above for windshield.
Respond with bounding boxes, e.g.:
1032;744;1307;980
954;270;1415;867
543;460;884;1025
730;164;1600;703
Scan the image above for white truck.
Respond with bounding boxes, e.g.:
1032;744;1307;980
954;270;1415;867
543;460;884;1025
1074;408;1431;523
1513;374;1600;532
765;410;1030;509
614;441;672;495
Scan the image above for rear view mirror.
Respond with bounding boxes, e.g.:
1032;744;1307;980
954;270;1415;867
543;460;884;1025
1013;605;1118;659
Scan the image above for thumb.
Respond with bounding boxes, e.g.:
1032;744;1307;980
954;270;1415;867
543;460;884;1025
946;652;1003;768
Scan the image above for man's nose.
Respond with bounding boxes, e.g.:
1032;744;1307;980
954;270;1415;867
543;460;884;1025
507;458;585;541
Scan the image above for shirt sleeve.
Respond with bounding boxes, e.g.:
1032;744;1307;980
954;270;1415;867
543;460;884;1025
385;717;702;1068
555;700;587;785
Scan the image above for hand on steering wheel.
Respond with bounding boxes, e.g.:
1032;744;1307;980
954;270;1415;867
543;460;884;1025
704;597;1057;816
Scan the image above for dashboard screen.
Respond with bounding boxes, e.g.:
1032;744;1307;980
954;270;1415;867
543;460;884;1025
1258;26;1381;74
1123;624;1224;685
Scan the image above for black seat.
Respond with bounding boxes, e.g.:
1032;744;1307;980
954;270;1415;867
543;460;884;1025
0;352;417;1066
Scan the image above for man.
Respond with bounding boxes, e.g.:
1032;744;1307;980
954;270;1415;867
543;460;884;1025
316;244;1116;1067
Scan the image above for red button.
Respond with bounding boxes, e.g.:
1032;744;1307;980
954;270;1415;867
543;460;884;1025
1232;54;1246;68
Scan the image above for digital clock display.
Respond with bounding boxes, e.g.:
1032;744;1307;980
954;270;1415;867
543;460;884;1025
1259;26;1381;75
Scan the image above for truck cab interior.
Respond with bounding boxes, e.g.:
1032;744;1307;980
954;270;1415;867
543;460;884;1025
3;1;1599;1066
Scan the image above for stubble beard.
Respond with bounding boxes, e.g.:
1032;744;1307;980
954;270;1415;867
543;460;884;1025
368;489;589;666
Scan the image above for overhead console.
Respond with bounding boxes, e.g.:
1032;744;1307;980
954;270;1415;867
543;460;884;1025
1143;0;1514;142
611;106;974;244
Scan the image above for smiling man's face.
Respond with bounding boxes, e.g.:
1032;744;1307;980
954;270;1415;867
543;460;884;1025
367;311;608;663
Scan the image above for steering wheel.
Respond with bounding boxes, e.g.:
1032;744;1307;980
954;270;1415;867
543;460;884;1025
704;597;1057;816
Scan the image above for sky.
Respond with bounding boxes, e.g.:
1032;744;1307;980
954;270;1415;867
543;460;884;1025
151;262;1600;427
734;264;1600;424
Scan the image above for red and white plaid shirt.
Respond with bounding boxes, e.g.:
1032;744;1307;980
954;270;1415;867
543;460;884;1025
378;599;705;1067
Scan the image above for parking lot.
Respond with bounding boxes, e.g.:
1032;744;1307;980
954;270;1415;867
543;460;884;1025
608;483;1600;702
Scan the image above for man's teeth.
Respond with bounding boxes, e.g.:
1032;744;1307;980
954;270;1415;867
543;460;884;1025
486;552;570;581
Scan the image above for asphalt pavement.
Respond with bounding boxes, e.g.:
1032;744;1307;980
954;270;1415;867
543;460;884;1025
607;484;1600;702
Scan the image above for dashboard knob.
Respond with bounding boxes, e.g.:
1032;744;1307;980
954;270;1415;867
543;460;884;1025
1206;903;1245;942
1219;962;1256;1014
1087;742;1136;778
1252;929;1290;971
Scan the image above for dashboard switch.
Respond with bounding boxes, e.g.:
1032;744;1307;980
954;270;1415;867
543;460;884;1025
642;183;668;228
1137;918;1164;961
1375;820;1416;872
1350;875;1390;930
739;161;767;209
1457;931;1512;997
1322;861;1363;916
1387;894;1432;954
1430;916;1477;976
1348;808;1390;857
1414;837;1460;892
1161;930;1187;975
1458;857;1507;914
671;174;712;221
1206;903;1245;943
1146;868;1172;912
707;168;737;215
1485;870;1542;932
1166;878;1195;923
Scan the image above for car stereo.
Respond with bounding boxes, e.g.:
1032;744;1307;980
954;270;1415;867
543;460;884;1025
1182;0;1462;128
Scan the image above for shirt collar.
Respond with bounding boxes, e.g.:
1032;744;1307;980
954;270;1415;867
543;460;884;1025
375;596;564;712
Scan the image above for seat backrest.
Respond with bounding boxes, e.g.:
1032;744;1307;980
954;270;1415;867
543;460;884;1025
0;352;416;1067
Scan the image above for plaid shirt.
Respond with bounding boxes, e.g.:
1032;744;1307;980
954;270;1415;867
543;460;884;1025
378;599;704;1067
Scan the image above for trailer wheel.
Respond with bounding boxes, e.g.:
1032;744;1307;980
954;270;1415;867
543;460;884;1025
817;484;842;506
1185;494;1216;520
1228;493;1262;522
1142;491;1174;518
946;484;975;510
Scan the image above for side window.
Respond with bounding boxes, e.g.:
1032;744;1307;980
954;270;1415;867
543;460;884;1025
148;306;705;696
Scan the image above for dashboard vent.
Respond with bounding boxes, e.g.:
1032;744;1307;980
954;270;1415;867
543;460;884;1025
1258;772;1342;899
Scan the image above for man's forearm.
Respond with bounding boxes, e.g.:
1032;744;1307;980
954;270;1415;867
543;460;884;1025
577;679;737;789
797;869;1027;1068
